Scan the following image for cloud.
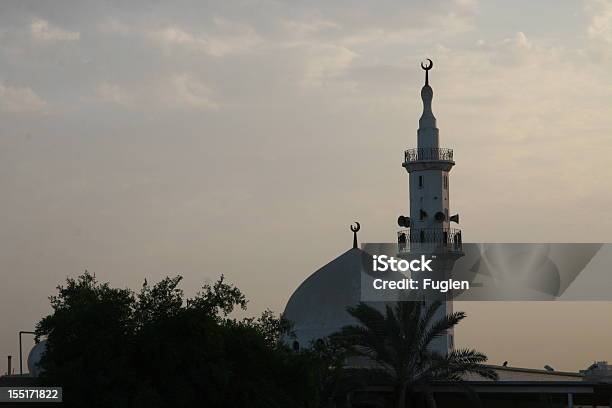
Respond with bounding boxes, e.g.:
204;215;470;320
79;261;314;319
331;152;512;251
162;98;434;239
148;18;262;57
0;82;46;112
300;45;358;87
94;83;135;107
454;0;479;9
30;19;80;41
166;74;218;110
100;17;262;57
91;76;218;111
280;19;341;39
586;0;612;43
514;31;532;50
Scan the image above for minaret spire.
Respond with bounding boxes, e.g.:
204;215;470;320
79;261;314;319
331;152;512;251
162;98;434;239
419;59;436;132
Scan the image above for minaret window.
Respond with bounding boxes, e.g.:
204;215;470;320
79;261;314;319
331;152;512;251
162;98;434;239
418;175;423;189
443;175;448;189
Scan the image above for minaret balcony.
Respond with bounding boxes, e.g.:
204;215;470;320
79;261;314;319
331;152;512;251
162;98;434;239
404;147;454;163
403;148;454;172
397;227;463;254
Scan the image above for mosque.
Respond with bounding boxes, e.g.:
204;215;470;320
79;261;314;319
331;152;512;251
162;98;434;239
284;59;461;354
281;60;612;407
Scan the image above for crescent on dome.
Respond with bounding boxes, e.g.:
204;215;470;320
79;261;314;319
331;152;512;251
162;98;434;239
350;222;360;232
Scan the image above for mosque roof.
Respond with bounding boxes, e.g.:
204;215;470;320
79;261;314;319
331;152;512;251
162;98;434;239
283;247;364;343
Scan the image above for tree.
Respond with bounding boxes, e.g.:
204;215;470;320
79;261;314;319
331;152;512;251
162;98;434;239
35;272;137;407
242;309;294;348
35;272;318;408
334;301;498;408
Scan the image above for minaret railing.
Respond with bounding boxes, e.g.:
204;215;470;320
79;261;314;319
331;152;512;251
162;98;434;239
404;147;453;163
397;228;462;253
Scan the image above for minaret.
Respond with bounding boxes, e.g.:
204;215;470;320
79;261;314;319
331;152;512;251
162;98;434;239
398;59;461;255
397;59;463;354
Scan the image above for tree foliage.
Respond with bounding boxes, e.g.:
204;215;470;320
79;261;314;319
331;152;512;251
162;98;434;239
35;274;494;408
35;272;327;408
334;301;498;408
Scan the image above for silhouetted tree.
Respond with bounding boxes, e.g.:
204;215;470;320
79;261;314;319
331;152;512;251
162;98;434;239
335;301;497;408
35;272;319;408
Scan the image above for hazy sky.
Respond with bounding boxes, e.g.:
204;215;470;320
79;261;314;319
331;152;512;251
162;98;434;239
1;0;612;373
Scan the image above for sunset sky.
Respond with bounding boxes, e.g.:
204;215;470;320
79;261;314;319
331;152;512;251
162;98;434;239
1;0;612;372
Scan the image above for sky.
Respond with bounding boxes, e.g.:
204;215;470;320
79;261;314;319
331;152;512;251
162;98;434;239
1;0;612;373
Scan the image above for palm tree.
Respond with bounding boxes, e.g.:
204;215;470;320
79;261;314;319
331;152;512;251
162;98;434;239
334;301;497;408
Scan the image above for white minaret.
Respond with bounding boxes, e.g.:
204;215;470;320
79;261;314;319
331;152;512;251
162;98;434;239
397;59;463;354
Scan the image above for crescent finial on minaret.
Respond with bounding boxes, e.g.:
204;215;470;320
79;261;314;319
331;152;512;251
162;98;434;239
421;58;433;86
350;222;360;249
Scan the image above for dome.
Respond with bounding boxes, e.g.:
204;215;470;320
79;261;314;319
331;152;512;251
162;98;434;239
283;248;365;348
27;340;47;377
283;244;452;354
283;247;401;349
